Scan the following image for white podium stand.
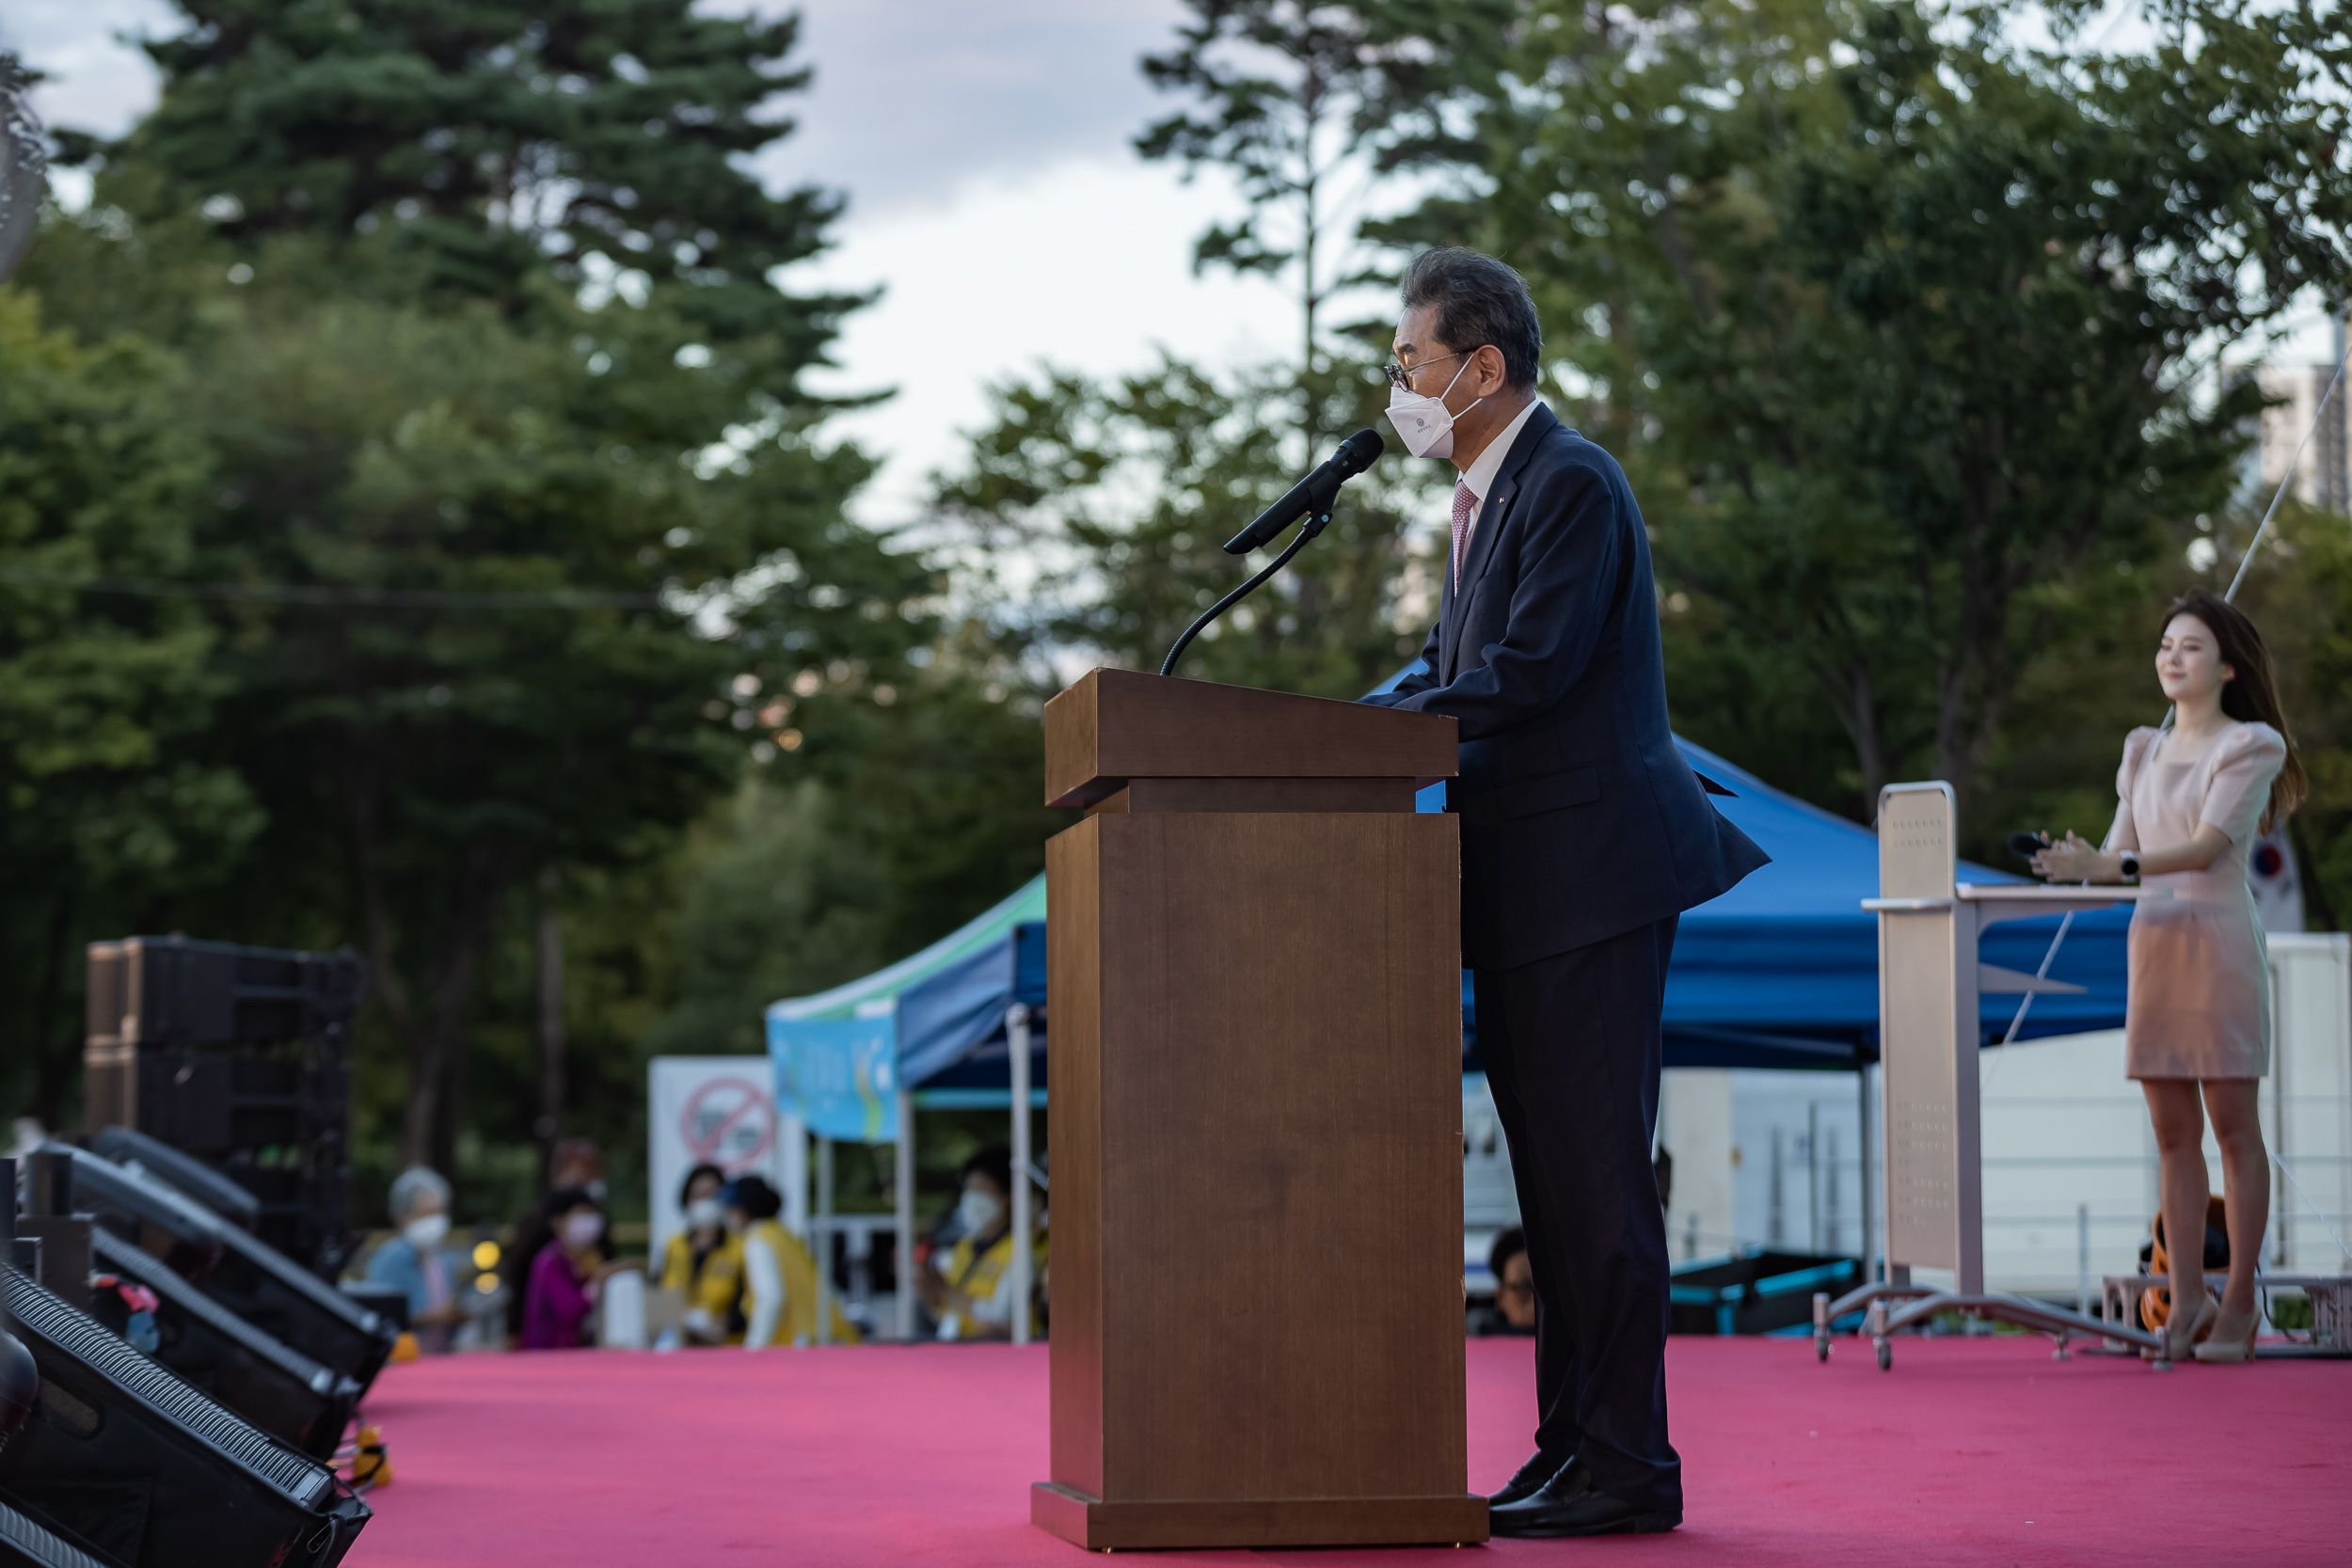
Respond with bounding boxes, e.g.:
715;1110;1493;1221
1816;783;2169;1367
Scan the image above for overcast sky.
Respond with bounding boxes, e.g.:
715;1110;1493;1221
4;0;1312;522
6;1;2341;524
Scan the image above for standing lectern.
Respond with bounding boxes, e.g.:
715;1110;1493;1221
1030;669;1488;1551
1814;781;2165;1368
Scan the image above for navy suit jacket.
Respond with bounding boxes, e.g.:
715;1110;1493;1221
1362;404;1769;970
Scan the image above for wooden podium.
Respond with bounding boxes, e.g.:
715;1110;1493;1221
1030;669;1487;1551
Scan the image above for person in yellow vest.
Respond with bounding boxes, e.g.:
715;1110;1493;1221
723;1175;860;1348
918;1147;1047;1341
658;1164;744;1345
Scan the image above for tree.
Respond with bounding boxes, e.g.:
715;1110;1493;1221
11;0;914;1172
1387;0;2352;830
1136;1;1502;450
0;287;261;1124
100;0;858;382
933;356;1438;698
2224;505;2352;932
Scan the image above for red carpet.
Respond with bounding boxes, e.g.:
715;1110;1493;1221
351;1336;2351;1565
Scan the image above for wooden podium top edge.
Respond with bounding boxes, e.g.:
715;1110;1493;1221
1043;668;1457;808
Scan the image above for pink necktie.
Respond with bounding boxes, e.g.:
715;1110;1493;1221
1450;482;1477;591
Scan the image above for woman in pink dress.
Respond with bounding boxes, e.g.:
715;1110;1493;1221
2032;591;2305;1363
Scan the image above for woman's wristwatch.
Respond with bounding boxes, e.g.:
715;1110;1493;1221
2118;850;2140;881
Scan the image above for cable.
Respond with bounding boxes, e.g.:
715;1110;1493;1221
0;567;660;610
1995;910;2075;1049
2272;1148;2352;1264
1158;514;1325;678
2226;342;2346;603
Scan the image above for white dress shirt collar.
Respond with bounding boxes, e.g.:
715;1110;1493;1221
1457;396;1544;505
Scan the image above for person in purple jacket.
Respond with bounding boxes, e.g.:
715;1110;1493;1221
521;1187;611;1350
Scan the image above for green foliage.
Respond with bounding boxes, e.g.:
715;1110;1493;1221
1138;2;1506;448
0;0;930;1185
0;288;262;1117
104;0;859;379
1377;0;2352;838
2228;509;2352;931
934;354;1439;698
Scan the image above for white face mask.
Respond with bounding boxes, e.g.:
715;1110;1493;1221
561;1212;605;1249
401;1212;449;1250
1385;356;1481;460
684;1198;723;1230
957;1189;1004;1237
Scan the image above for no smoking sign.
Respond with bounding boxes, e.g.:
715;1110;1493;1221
682;1075;776;1172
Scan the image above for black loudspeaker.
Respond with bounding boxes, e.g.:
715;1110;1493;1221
0;1269;370;1568
0;1497;108;1568
87;1229;360;1461
49;1151;393;1398
83;938;364;1277
90;1130;261;1233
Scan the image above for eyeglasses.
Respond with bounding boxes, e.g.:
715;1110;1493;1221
1382;350;1470;390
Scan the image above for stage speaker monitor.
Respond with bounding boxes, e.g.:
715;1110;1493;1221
0;1497;108;1568
0;1267;370;1568
49;1149;394;1396
87;1227;360;1461
91;1129;261;1233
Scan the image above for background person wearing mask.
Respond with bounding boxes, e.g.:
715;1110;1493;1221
521;1187;615;1350
504;1138;609;1346
366;1166;467;1354
659;1164;744;1345
726;1176;859;1348
918;1148;1045;1342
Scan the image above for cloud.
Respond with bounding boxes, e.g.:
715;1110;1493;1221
722;0;1191;221
3;0;179;140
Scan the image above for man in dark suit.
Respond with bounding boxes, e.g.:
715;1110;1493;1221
1361;247;1768;1537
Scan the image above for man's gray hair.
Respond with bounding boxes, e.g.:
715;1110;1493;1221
1401;246;1543;392
389;1164;452;1222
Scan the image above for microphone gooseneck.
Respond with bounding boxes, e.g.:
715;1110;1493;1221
1161;431;1386;679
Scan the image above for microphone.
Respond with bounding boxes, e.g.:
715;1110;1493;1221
1222;429;1386;554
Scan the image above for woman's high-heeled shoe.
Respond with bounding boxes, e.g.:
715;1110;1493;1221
2193;1306;2258;1363
2143;1291;2217;1362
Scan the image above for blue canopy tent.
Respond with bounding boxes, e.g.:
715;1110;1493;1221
1661;736;2130;1069
773;671;2134;1337
1366;661;2128;1069
895;924;1048;1100
764;875;1047;1341
881;740;2132;1080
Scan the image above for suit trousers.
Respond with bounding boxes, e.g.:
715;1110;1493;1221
1474;914;1679;1513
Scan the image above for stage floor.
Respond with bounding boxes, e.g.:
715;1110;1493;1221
350;1334;2350;1566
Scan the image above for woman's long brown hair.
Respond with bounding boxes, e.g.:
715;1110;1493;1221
2166;590;2308;833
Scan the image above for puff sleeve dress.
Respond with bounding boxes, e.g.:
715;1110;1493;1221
2105;721;2287;1080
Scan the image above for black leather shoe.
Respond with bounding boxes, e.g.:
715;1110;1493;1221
1488;1459;1680;1538
1486;1450;1571;1508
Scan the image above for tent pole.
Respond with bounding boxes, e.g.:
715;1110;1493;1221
895;1089;914;1341
815;1134;834;1346
1009;1003;1033;1346
1857;1054;1875;1279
